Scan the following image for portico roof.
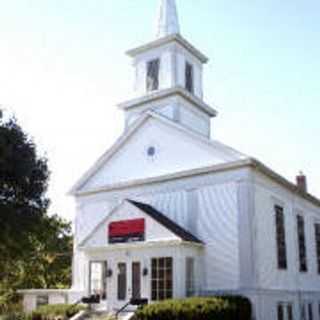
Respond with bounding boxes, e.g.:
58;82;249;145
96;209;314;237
78;199;203;249
128;200;203;244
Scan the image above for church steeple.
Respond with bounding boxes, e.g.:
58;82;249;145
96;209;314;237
120;1;217;138
155;0;180;39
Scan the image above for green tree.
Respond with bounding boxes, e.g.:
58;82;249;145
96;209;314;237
0;109;72;312
0;109;49;260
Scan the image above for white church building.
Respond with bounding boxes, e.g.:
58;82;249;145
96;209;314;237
21;1;320;319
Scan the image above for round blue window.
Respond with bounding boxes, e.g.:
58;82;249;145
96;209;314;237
147;146;156;157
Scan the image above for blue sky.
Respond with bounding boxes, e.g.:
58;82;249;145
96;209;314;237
0;0;319;221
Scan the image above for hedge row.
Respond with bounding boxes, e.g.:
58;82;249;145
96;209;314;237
0;304;86;320
135;296;252;320
31;304;86;320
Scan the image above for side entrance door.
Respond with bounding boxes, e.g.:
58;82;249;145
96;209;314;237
131;262;141;300
114;260;142;309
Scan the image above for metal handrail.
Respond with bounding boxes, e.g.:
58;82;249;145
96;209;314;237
115;300;132;319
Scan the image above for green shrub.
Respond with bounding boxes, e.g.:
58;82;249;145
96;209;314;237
31;304;86;320
0;290;23;315
0;312;30;320
135;296;251;320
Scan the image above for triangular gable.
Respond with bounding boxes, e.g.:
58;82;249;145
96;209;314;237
80;200;202;249
71;112;247;195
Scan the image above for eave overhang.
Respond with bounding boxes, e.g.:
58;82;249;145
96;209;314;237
126;33;209;64
118;86;217;117
79;239;204;253
73;158;320;209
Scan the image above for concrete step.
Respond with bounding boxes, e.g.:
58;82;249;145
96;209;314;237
82;311;112;320
115;311;135;320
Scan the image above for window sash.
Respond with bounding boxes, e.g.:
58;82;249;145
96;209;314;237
151;257;173;301
185;62;194;93
277;304;284;320
297;215;308;272
147;59;160;91
308;303;313;320
186;257;195;297
275;206;287;270
315;224;320;274
89;261;107;300
287;304;293;320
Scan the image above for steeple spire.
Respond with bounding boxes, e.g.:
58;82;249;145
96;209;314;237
155;0;180;39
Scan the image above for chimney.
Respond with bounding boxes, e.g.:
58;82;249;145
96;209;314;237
296;172;307;193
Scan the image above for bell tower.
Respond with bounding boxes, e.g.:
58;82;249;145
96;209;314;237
118;0;217;138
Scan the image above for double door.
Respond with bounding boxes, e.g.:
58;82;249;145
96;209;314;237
116;261;141;302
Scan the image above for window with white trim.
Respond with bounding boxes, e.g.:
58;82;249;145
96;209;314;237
277;303;294;320
185;257;195;297
185;62;194;93
301;303;307;320
146;59;160;92
89;261;107;300
151;257;173;301
277;304;285;320
308;303;313;320
275;205;287;270
297;215;308;272
315;223;320;274
301;302;313;320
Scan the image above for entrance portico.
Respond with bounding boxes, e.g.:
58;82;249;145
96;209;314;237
79;200;204;311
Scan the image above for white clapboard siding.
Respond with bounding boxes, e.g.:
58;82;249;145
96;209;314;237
197;182;240;290
254;172;320;292
135;190;189;230
75;200;118;245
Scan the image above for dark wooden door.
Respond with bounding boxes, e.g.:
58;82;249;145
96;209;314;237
132;262;141;299
117;263;127;301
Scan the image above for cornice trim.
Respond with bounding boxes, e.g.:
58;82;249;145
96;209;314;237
126;34;208;64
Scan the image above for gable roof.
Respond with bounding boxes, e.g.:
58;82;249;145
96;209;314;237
79;199;203;248
128;200;203;244
69;111;247;195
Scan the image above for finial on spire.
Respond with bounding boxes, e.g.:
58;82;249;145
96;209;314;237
155;0;180;39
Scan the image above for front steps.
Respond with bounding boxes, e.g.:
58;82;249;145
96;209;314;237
82;310;135;320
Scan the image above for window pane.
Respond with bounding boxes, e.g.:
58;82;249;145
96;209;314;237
308;303;313;320
301;304;306;320
186;257;195;297
185;62;194;93
287;304;293;320
315;224;320;274
297;215;308;272
147;59;160;91
159;280;165;290
165;269;172;280
275;206;287;270
90;261;107;299
277;304;284;320
159;258;165;268
158;291;165;301
166;290;173;299
166;257;173;268
151;257;173;301
152;290;157;301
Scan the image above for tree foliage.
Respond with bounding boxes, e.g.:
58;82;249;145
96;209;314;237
0;109;72;312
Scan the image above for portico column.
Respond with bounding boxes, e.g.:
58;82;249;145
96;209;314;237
174;246;185;298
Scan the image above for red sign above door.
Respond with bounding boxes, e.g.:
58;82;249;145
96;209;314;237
109;218;145;244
